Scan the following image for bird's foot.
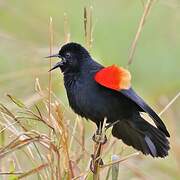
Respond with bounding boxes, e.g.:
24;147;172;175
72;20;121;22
90;154;104;173
92;133;107;145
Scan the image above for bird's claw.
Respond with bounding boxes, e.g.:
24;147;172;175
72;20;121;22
92;133;107;145
90;154;104;173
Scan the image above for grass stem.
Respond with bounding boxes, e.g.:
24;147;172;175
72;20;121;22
128;0;155;66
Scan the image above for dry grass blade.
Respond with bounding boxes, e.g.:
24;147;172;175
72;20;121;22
6;94;26;109
159;91;180;116
72;170;90;180
0;134;37;159
100;152;140;169
35;104;43;121
35;78;44;97
0;121;18;135
0;103;27;131
18;163;49;179
48;16;53;126
128;0;155;66
0;97;51;178
84;6;93;50
0;172;24;175
69;116;78;152
77;117;86;157
54;101;74;179
48;16;54;180
84;7;87;43
64;13;70;43
0;131;60;160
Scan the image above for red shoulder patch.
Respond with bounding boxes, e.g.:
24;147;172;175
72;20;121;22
94;65;131;91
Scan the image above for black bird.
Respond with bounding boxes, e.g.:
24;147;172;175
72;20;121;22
46;42;170;158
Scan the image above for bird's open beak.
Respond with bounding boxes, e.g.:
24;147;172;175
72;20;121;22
48;61;64;72
45;53;61;58
45;53;63;71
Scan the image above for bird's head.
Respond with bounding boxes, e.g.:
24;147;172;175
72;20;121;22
46;42;90;73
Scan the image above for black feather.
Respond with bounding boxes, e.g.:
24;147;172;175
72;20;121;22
120;88;170;137
112;115;170;157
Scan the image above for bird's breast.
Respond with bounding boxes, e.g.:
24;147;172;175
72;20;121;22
63;71;134;125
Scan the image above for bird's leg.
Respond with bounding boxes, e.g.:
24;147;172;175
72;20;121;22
90;122;107;172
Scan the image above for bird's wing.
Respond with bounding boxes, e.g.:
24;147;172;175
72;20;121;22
120;88;170;137
94;64;131;91
94;65;170;137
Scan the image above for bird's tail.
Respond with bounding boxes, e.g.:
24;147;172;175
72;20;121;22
112;115;170;157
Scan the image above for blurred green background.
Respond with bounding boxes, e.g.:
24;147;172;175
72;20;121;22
0;0;180;179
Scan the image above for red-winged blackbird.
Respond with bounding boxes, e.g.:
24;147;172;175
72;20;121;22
46;42;170;158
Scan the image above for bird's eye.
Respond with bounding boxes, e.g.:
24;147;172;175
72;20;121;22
65;52;71;58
